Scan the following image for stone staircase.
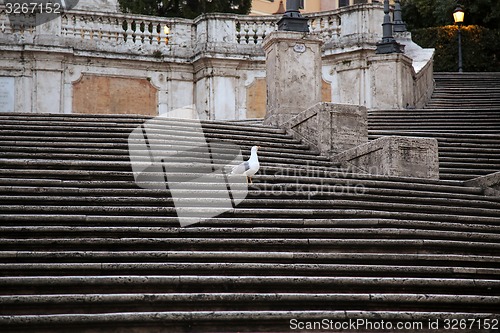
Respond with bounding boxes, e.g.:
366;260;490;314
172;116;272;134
368;72;500;182
0;110;499;332
425;72;500;109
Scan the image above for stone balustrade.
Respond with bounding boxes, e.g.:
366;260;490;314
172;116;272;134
0;4;381;57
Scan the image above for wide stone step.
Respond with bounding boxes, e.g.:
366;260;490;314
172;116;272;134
2;222;500;241
2;261;500;279
2;249;498;266
0;139;319;157
0;310;498;333
2;190;499;213
1;197;498;218
0;113;283;133
1;275;499;295
2;183;496;203
0;129;303;148
1;237;499;256
1;293;499;315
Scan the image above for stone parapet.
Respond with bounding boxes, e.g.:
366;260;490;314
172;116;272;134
274;102;367;157
333;136;439;179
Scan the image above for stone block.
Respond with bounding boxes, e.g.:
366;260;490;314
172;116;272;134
262;31;323;121
333;136;439;179
279;102;367;157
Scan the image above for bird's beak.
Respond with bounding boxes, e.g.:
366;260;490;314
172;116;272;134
257;146;261;149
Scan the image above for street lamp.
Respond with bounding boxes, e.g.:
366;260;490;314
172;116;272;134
453;5;464;73
277;0;309;32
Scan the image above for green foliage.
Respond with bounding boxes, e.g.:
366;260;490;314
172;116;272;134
401;0;500;30
411;25;500;72
118;0;252;19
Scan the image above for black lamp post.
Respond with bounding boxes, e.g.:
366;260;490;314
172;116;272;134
376;0;402;54
453;5;464;73
277;0;309;32
393;0;407;32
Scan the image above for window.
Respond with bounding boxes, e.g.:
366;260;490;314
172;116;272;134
339;0;349;7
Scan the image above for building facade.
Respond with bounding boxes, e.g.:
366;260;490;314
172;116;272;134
0;2;433;119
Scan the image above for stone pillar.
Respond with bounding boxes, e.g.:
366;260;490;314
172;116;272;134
333;136;440;179
262;31;323;127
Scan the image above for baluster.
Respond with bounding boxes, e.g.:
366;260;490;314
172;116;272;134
72;15;81;39
95;16;104;40
114;18;124;43
309;18;317;34
82;16;91;39
134;20;142;45
102;17;114;41
258;21;267;44
235;21;241;44
243;22;250;44
125;20;133;43
152;21;159;45
143;21;152;45
151;22;160;46
322;17;329;40
252;22;258;44
164;23;171;45
159;23;167;45
91;17;99;40
112;18;122;43
61;14;69;36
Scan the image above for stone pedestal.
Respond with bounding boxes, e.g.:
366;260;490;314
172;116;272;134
262;31;323;126
333;136;439;179
282;102;367;156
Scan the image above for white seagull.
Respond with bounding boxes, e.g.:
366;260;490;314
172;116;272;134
230;145;260;184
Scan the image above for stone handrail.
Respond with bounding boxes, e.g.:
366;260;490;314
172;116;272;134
0;3;383;56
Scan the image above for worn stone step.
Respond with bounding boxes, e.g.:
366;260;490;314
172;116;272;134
1;237;499;256
0;292;498;315
2;183;496;204
2;190;499;213
2;192;499;216
3;262;500;279
2;216;500;235
0;143;331;161
2;223;500;242
0;310;497;333
0;130;304;149
2;250;498;267
0;151;335;168
1;276;498;297
0;113;283;132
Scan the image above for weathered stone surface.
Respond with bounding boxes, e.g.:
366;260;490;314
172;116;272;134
263;31;323;124
73;75;158;116
0;4;436;118
334;136;439;179
464;172;500;197
280;102;368;156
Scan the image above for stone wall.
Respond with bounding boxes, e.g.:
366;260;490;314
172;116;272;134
0;3;434;119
